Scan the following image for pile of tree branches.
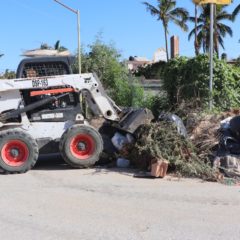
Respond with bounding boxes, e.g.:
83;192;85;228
126;121;216;179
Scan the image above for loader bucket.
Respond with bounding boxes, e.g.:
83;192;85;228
117;108;154;134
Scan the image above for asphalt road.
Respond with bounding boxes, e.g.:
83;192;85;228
0;157;240;240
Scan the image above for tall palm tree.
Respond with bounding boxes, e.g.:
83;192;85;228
188;5;233;57
143;0;189;61
232;3;240;21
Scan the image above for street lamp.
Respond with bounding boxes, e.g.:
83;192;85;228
54;0;81;74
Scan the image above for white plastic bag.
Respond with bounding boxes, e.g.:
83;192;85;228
111;132;128;151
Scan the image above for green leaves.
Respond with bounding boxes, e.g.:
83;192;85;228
232;3;240;21
162;55;240;110
188;5;233;55
134;61;166;79
0;69;16;79
78;37;145;107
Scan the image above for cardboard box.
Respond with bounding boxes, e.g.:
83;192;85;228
151;159;169;178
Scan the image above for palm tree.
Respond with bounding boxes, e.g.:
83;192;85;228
188;5;233;57
232;3;240;21
143;0;189;61
232;3;240;43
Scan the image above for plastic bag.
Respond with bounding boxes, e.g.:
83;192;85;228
116;158;130;168
111;132;128;151
158;112;187;138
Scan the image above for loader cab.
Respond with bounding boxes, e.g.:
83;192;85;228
16;56;82;123
16;56;74;78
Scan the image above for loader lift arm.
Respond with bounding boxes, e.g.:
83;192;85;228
0;73;120;122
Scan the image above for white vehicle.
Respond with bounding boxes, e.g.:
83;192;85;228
0;57;153;173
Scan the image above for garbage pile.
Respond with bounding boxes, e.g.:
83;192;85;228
103;109;240;181
110;120;215;180
214;115;240;179
189;114;223;162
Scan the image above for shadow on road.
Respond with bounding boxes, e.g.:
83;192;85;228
90;166;137;177
33;154;71;171
0;154;138;177
34;154;138;176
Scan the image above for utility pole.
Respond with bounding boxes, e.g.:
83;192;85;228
54;0;81;74
193;0;232;110
209;3;214;110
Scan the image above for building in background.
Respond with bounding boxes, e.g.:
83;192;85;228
127;49;167;72
127;56;151;72
153;48;167;62
171;36;179;59
127;35;178;72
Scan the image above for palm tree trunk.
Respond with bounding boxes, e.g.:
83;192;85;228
163;22;169;61
194;4;199;56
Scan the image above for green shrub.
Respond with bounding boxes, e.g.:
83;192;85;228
162;55;240;110
73;36;145;107
134;61;166;79
0;69;16;79
142;93;171;118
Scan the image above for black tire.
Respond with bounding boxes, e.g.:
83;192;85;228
0;129;39;174
59;125;103;168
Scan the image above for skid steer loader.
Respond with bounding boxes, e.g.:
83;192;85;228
0;56;153;174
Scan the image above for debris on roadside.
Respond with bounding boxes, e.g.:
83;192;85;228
116;158;130;168
158;112;187;138
111;132;128;151
125;121;216;180
98;108;240;183
216;155;240;178
218;177;240;186
186;110;240;183
213;115;240;181
189;115;222;162
150;159;169;178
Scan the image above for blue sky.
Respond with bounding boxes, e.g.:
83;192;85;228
0;0;240;72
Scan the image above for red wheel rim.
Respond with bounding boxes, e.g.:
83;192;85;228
1;140;29;167
70;134;95;160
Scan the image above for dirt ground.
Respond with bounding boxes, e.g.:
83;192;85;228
0;156;240;240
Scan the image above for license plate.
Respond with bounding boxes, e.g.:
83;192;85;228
32;79;49;88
